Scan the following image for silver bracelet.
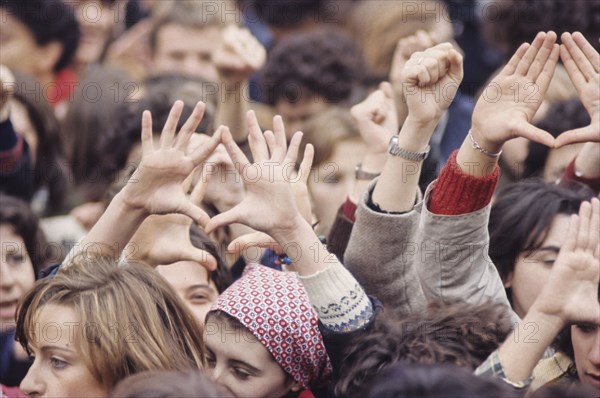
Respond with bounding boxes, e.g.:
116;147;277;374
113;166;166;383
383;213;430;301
468;129;502;158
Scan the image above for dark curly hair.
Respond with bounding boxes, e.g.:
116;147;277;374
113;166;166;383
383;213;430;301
488;179;594;294
1;0;80;72
0;193;50;275
366;362;513;398
261;27;368;105
95;74;217;196
336;300;513;398
483;0;600;58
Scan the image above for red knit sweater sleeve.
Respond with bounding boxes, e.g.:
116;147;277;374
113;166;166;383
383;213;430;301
559;158;600;195
428;150;500;215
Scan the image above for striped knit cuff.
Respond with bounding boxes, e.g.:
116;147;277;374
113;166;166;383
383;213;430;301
428;149;499;215
299;261;373;333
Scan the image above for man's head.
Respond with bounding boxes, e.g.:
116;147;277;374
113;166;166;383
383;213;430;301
0;0;80;80
149;2;226;82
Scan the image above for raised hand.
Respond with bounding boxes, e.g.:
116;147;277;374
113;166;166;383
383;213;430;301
213;25;267;84
471;31;559;153
531;197;600;325
127;157;217;270
204;111;304;239
401;42;463;127
120;101;221;226
226;142;315;256
555;32;600;147
389;30;437;124
497;197;599;383
350;81;398;154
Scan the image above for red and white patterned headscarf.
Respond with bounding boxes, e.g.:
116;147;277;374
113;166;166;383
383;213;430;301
210;263;332;389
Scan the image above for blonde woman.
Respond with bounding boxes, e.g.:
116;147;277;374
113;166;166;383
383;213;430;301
15;255;205;397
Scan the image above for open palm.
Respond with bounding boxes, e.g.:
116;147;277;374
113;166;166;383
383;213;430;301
471;31;559;152
205;111;304;238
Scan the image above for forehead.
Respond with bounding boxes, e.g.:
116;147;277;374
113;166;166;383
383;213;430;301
156;261;213;288
540;214;571;247
28;304;81;348
0;224;24;244
156;24;221;52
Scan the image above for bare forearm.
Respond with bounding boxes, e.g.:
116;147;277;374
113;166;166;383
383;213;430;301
372;117;436;212
67;192;148;263
271;215;337;276
215;80;250;142
498;309;564;383
455;129;500;177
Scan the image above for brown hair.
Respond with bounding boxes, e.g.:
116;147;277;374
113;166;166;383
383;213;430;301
110;370;232;398
300;107;361;166
149;1;234;53
15;256;206;390
336;300;513;398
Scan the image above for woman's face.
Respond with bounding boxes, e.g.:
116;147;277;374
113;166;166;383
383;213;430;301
308;139;366;236
506;215;571;318
573;323;600;388
0;224;35;331
204;315;300;398
20;304;107;398
156;260;219;325
73;0;117;66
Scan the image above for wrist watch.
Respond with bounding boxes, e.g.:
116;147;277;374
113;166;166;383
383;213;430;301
388;136;430;161
354;163;380;180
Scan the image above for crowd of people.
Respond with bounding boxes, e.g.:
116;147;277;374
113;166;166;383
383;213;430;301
1;0;599;397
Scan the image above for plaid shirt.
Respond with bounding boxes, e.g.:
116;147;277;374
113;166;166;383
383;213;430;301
475;349;574;392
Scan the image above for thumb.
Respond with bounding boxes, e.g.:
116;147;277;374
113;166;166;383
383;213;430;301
228;232;283;254
447;49;464;83
178;201;210;228
204;207;241;235
555;125;599;147
516;123;556;148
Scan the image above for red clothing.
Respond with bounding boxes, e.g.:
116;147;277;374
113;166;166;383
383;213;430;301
46;68;79;107
429;150;499;215
560;158;600;194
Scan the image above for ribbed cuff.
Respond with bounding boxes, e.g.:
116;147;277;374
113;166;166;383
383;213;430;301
342;197;357;222
429;150;499;215
299;261;373;333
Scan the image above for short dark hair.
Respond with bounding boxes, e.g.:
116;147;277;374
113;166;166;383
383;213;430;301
336;300;513;398
483;0;600;57
1;0;80;72
488;179;594;287
367;362;513;398
0;193;50;275
189;224;232;294
261;27;368;105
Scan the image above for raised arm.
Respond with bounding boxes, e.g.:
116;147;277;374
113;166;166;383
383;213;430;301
205;111;375;335
477;197;599;388
555;32;599;147
343;43;463;315
373;42;463;212
65;101;221;268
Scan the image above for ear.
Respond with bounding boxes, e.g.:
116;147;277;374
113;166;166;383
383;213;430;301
37;41;63;74
287;379;301;393
503;271;514;289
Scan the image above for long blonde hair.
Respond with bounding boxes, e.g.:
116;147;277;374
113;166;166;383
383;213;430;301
16;255;205;390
